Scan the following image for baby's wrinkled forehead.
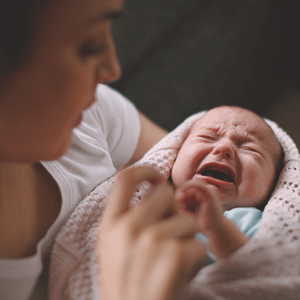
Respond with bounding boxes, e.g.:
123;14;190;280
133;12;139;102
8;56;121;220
192;107;273;142
190;106;282;163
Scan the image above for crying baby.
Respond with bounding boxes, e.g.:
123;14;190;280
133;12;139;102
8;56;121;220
171;106;283;262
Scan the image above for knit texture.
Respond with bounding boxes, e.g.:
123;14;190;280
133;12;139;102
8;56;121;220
49;111;300;300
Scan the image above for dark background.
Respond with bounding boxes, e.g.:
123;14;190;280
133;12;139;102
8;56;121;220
110;0;300;148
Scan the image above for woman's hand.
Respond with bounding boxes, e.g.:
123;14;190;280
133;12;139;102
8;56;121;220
98;167;208;300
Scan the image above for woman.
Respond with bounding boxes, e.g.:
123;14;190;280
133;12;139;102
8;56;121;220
0;0;207;299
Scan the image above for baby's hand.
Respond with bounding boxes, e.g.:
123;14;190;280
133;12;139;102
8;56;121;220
174;178;225;235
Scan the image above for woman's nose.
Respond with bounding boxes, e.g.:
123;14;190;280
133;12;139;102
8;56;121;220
212;141;235;160
96;35;122;84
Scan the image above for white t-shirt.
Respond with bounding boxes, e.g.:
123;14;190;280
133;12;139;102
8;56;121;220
0;84;141;300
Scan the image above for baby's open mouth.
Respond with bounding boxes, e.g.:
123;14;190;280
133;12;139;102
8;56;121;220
201;167;233;183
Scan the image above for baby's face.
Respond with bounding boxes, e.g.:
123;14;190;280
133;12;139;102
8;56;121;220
172;106;282;210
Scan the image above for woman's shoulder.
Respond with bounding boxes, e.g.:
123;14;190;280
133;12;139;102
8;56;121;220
41;85;141;211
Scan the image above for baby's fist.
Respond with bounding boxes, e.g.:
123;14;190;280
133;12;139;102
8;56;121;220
174;178;224;233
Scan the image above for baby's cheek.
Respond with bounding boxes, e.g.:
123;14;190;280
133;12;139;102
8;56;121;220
171;161;185;188
244;170;272;205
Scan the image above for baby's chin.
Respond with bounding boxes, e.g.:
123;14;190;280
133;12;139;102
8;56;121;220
220;196;267;211
200;183;237;210
217;194;241;211
216;198;232;211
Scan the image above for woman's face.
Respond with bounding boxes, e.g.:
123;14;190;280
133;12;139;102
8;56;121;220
0;0;123;162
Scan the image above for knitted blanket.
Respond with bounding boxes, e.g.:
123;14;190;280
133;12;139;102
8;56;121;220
49;112;300;300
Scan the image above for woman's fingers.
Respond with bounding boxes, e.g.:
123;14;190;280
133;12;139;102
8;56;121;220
175;177;209;195
178;238;208;283
104;166;163;221
125;181;177;233
139;211;197;242
174;178;220;206
128;233;208;300
174;181;209;213
99;166;210;300
132;212;205;280
155;239;208;300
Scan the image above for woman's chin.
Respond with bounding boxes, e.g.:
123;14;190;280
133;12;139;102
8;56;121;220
44;138;73;161
0;128;74;162
24;137;72;162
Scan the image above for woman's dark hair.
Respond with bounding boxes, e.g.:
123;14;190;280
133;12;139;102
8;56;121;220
0;0;51;78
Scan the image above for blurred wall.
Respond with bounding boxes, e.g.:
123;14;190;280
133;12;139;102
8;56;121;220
265;0;300;150
110;0;280;130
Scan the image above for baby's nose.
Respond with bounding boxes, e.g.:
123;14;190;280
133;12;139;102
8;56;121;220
212;142;235;160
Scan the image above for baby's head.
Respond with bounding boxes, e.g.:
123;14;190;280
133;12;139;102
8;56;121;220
171;106;283;210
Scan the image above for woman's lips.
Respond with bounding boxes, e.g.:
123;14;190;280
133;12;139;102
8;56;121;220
72;113;83;128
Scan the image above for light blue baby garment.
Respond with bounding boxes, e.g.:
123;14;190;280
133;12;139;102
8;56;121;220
196;207;263;264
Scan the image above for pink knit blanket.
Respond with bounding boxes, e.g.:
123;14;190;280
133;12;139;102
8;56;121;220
49;112;300;300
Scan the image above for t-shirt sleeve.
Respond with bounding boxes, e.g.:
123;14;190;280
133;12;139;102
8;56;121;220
92;84;141;169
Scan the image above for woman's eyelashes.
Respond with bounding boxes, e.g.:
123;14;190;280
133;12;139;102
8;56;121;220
79;43;105;56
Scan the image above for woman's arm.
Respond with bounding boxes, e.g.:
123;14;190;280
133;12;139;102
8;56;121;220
124;112;168;167
98;166;208;300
